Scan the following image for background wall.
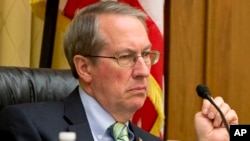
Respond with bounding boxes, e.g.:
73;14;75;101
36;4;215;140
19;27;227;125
0;0;68;68
0;0;32;66
1;0;250;140
167;0;250;140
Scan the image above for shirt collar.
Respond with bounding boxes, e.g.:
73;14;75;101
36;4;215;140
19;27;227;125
79;87;114;137
78;87;135;140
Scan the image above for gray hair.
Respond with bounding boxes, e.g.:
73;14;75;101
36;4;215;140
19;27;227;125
63;1;147;78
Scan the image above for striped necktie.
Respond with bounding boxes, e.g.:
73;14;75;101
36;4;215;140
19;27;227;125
110;122;129;141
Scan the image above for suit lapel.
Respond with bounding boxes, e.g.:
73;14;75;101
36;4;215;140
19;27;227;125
68;123;94;141
63;87;94;141
129;122;142;141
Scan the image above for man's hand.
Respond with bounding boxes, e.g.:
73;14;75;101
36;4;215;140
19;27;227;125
194;96;238;141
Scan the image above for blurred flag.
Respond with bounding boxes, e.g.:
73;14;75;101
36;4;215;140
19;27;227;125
31;0;165;138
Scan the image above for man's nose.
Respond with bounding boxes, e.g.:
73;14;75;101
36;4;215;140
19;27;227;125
132;57;150;78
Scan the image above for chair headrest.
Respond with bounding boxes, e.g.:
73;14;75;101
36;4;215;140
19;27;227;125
0;66;78;110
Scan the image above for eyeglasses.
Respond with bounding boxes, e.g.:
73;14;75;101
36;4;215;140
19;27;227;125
84;50;160;68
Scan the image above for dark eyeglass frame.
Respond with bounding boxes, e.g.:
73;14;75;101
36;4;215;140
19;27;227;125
83;50;160;68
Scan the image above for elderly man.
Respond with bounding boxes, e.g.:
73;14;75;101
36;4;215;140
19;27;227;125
0;1;238;141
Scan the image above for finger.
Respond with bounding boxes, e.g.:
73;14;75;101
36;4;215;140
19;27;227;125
207;97;224;119
213;102;230;127
201;99;211;115
217;109;238;128
227;109;239;125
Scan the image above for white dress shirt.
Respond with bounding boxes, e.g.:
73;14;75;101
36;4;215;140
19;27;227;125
79;87;135;141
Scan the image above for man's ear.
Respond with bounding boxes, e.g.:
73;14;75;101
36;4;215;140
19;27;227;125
73;55;92;83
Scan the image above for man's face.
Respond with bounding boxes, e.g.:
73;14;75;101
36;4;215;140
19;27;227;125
87;14;151;121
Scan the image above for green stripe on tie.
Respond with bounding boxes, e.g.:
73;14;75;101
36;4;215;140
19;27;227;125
110;122;129;141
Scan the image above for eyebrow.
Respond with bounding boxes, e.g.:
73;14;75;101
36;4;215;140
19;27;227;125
118;44;152;53
144;44;152;50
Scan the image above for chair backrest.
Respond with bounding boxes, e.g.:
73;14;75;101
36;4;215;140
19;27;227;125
0;66;78;111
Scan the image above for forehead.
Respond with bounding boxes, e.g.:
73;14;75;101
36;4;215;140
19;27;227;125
98;14;151;53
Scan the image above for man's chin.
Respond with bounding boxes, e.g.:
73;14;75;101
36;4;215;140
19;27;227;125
129;99;146;111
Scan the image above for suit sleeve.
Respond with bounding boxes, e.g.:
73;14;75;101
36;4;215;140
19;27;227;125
0;106;42;141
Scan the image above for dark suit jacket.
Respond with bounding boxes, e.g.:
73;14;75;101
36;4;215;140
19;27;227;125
0;87;162;141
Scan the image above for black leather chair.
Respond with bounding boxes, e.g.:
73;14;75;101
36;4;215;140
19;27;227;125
0;66;78;111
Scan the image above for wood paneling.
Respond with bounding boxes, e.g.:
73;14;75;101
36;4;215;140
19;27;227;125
166;0;206;140
166;0;250;140
206;0;250;124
